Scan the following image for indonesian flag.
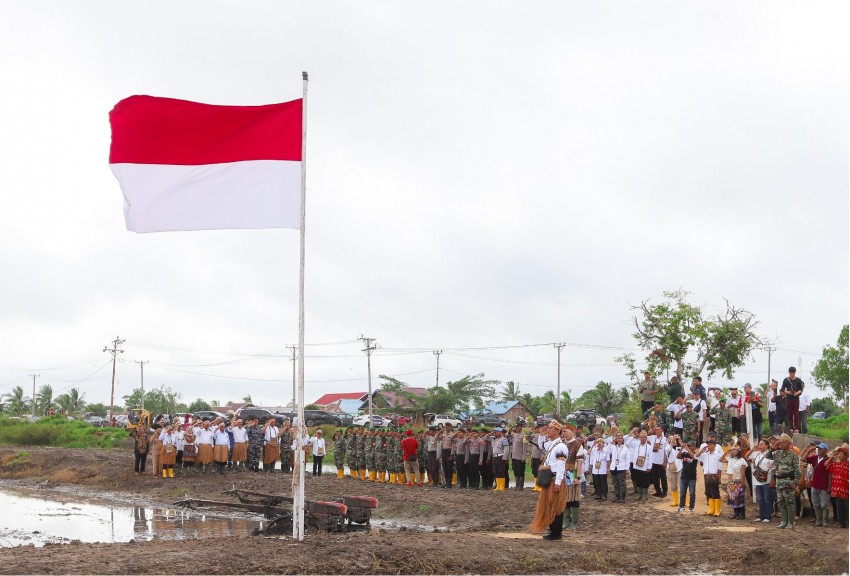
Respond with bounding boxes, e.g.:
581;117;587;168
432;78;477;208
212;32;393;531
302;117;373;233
109;95;302;232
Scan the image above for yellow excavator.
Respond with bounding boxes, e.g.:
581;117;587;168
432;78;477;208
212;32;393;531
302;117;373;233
126;408;152;431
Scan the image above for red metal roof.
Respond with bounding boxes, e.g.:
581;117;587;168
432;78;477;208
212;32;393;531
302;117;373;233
313;392;368;406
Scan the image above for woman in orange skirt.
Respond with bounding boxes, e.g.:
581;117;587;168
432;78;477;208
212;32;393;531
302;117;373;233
262;418;280;472
230;419;248;469
160;425;177;478
196;421;215;473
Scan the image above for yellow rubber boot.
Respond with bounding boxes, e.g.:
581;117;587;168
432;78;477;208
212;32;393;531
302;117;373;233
495;478;503;491
390;473;397;484
705;499;715;515
369;470;376;481
162;469;167;479
398;473;405;485
451;473;457;486
670;491;679;507
359;469;366;480
168;468;174;478
713;499;722;516
337;469;344;479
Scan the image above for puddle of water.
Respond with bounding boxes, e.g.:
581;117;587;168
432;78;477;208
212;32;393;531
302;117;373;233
0;490;266;548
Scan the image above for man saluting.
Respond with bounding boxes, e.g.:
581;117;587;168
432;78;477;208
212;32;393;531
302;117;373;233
529;420;570;540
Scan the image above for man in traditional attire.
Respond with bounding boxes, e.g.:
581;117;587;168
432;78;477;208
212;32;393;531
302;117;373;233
530;420;569;540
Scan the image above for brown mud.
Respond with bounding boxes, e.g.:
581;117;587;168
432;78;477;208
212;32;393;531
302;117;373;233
0;446;847;574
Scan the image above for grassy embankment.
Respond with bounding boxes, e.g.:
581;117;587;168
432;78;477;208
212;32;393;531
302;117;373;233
807;413;849;442
0;416;129;448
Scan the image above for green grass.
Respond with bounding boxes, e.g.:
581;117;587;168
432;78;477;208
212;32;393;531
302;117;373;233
807;413;849;442
0;416;129;448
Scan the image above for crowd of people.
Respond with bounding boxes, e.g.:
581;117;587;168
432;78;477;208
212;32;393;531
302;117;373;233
127;366;848;538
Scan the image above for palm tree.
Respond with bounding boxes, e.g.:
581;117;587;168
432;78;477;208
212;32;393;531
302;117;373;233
592;381;620;416
36;384;55;416
2;386;29;416
500;381;522;402
56;388;87;417
242;395;254;405
560;390;574;416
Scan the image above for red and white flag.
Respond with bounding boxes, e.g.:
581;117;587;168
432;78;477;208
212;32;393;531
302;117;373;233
109;95;303;232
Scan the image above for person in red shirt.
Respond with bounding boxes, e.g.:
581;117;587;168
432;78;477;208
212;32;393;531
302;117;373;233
400;430;421;486
801;442;832;527
826;446;848;529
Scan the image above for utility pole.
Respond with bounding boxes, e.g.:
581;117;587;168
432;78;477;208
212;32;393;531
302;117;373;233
134;361;148;411
433;350;442;387
359;336;377;423
287;345;297;409
763;343;776;389
554;343;566;417
29;373;39;418
103;336;125;423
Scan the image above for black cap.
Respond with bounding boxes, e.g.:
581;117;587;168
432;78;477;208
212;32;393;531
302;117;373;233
789;366;796;372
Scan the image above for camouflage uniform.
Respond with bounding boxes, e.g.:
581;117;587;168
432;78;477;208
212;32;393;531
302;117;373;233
333;433;346;470
416;432;428;479
711;405;733;446
246;423;263;472
374;432;388;481
680;409;700;446
279;426;293;473
364;431;377;478
393;432;405;480
346;430;359;477
357;433;367;477
769;444;801;528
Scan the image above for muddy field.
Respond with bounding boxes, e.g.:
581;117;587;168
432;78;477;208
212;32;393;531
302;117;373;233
0;446;847;575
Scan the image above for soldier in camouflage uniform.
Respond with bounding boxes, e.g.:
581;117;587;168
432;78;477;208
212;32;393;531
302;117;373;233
384;431;397;483
279;422;293;473
416;431;428;482
364;429;377;480
332;429;346;478
357;429;368;480
392;430;405;484
345;428;359;478
374;430;388;482
246;417;263;473
768;433;801;529
711;398;733;447
680;402;700;446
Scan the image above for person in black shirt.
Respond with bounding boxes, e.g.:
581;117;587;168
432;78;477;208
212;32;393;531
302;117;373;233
781;367;804;434
677;442;699;512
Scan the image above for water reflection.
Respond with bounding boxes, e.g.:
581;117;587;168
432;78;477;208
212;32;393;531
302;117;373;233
0;490;265;548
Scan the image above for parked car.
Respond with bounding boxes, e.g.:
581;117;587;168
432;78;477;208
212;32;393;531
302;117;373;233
353;414;391;428
236;406;278;424
192;410;231;425
565;408;606;428
465;409;507;428
424;413;463;428
812;411;827;420
84;415;106;427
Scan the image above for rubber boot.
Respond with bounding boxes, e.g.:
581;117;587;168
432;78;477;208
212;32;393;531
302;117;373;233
636;487;643;501
359;469;366;480
349;469;358;479
814;507;823;527
787;502;796;530
495;478;503;491
821;508;829;528
778;506;789;528
369;470;376;481
567;507;580;530
713;499;722;516
337;469;344;479
397;473;405;485
670;491;679;507
452;473;457;486
740;506;745;520
168;467;174;478
562;508;573;530
516;476;524;491
706;498;715;516
162;469;167;479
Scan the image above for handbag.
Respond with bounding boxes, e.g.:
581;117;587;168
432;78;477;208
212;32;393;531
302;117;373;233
164;444;175;454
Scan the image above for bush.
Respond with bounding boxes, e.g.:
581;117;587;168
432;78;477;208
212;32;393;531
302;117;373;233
808;413;849;442
0;416;128;448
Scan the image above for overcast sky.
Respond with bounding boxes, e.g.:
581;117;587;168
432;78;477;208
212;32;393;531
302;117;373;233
0;1;847;411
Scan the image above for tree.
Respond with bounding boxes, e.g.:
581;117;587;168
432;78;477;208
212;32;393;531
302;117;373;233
242;395;253;405
616;289;761;384
35;384;55;416
404;374;498;416
812;325;849;407
132;385;183;416
85;403;109;417
810;397;842;419
2;386;30;416
589;381;624;416
378;375;407;393
187;398;212;413
55;388;87;417
500;381;522;402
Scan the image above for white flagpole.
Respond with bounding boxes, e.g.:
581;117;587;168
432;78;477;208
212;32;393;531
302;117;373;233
293;70;308;541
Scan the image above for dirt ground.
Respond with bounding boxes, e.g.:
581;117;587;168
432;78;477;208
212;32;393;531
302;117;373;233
0;446;847;575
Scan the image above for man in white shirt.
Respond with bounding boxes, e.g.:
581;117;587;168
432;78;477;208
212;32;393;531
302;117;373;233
688;393;707;445
649;426;669;497
697;432;725;516
798;389;811;434
309;429;326;476
530;421;570;541
668;397;686;437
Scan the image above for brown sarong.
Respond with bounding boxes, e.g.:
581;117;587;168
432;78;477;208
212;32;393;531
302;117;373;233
264;442;280;465
182;443;197;463
160;444;177;465
197;444;214;465
231;442;248;463
529;479;567;533
213;444;229;463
